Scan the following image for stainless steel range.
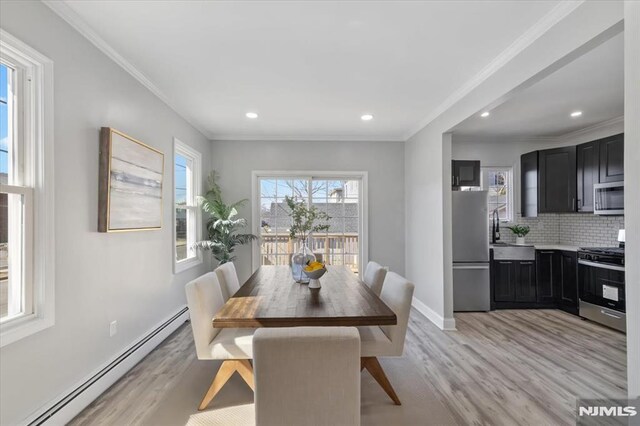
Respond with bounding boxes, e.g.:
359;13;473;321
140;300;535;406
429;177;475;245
578;245;625;332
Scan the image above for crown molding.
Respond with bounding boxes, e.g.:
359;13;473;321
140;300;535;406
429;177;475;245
556;115;624;140
42;0;212;139
404;0;585;141
209;134;405;142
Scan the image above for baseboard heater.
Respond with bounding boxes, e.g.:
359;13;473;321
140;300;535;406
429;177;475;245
28;307;188;426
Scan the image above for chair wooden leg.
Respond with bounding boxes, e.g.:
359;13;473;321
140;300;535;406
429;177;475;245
236;359;255;391
361;357;402;405
199;359;255;411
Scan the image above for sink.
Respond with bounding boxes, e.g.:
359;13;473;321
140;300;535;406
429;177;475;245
491;244;536;261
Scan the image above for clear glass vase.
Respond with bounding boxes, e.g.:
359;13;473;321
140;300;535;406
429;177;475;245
291;240;316;283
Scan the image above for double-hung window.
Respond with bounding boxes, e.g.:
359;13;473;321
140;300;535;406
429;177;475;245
253;172;368;275
174;138;202;272
0;31;54;347
482;167;513;222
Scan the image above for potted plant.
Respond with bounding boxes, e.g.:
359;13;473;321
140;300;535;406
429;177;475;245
506;224;530;246
194;171;257;266
284;195;330;283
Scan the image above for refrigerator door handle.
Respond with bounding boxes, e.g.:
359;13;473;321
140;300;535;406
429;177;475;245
453;264;490;270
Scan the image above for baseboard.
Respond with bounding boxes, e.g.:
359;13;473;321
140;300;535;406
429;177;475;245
23;306;190;426
412;297;457;331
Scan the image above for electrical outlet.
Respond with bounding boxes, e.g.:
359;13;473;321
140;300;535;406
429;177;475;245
109;320;118;337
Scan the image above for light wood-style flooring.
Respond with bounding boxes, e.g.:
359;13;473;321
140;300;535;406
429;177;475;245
70;309;626;426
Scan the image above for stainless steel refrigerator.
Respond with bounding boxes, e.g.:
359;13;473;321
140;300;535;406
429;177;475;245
452;191;490;311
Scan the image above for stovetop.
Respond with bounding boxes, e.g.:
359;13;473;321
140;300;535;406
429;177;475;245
579;247;625;256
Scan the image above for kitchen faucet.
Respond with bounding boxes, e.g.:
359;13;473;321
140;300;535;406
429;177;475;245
491;208;501;244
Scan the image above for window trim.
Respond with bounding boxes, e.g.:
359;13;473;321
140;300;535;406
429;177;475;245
173;138;202;274
481;166;514;224
251;171;369;277
0;30;55;347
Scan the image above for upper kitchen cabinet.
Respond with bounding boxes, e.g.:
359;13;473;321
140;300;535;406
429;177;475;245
576;140;599;212
599;133;624;183
452;160;481;188
521;151;538;218
538;146;577;213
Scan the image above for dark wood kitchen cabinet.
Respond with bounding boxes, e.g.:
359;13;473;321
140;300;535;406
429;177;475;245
492;259;537;304
521;151;538;217
536;250;560;304
599;133;624;183
576;140;599;212
538;146;577;213
452;160;480;188
559;251;578;314
493;260;516;302
515;261;537;302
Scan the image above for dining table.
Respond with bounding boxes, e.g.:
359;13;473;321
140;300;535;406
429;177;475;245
212;265;397;328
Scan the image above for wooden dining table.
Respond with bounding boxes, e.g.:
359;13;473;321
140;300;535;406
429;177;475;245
212;265;397;328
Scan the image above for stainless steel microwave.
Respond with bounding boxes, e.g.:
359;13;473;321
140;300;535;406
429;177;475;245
594;181;624;215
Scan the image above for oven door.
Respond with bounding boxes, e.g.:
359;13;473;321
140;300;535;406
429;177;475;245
578;259;625;312
594;182;624;215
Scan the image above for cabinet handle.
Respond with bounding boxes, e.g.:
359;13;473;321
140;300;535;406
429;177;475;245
600;310;622;320
498;261;513;264
572;198;576;210
539;251;555;254
456;176;460;186
520;262;533;265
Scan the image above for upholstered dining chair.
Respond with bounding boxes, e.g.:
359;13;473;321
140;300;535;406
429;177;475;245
358;271;414;405
253;327;361;426
185;272;255;410
215;262;241;302
362;261;387;296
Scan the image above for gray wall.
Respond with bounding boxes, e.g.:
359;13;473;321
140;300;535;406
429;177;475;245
210;139;405;283
0;2;212;424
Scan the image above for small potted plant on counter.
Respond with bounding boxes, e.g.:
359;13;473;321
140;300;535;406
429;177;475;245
506;225;530;245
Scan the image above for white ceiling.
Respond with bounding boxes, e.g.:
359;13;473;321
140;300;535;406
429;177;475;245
56;0;564;141
452;32;624;138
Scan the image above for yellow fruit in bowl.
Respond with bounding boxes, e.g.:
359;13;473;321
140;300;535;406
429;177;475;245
304;261;325;272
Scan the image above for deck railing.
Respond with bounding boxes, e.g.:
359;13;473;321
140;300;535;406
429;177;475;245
260;233;359;273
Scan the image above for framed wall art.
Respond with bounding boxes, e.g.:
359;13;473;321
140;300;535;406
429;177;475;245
98;127;164;232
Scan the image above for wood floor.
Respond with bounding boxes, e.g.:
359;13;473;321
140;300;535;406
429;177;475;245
70;309;626;426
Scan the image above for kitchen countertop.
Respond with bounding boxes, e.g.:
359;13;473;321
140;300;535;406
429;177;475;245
490;243;581;252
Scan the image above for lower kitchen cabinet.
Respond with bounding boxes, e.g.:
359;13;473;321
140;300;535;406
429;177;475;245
536;250;560;304
491;258;537;306
491;249;578;312
493;260;516;302
559;251;578;314
516;261;537;302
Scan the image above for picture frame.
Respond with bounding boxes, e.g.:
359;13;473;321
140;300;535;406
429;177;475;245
98;127;165;232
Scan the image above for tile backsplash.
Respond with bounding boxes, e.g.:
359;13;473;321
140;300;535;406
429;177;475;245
497;214;624;247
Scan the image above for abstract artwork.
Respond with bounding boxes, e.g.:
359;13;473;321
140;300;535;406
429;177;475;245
98;127;164;232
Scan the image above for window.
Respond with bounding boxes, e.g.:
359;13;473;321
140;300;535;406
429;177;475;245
173;138;202;273
253;172;367;275
0;30;54;347
482;167;513;222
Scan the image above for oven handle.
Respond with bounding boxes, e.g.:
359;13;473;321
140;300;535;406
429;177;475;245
600;309;623;320
578;259;625;272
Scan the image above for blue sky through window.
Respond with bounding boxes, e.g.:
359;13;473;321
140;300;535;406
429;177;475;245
175;154;187;205
1;64;8;176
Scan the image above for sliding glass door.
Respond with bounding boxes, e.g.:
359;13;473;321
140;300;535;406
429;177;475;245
255;174;365;274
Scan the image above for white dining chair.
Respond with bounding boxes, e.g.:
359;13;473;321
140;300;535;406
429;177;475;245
358;271;414;405
215;262;241;301
362;261;386;296
185;272;255;410
253;327;361;426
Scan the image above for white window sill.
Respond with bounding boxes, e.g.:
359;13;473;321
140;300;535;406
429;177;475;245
174;255;203;274
0;313;54;348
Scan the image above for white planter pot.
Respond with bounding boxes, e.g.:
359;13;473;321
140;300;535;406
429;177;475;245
516;237;526;245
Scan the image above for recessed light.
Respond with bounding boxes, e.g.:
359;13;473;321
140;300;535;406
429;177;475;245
361;114;374;121
246;112;258;119
480;111;490;118
570;111;582;118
